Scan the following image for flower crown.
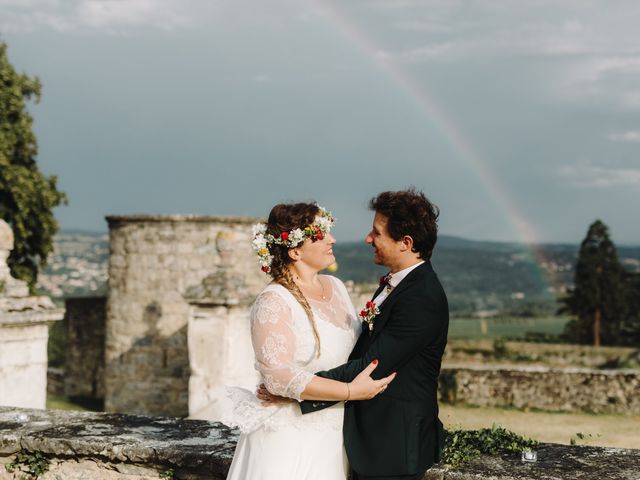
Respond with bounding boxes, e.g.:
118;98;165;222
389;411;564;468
252;205;336;274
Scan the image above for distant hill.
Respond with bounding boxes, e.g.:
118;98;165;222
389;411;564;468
331;235;640;316
38;231;640;316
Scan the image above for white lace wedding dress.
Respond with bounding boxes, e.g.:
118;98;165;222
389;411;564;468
224;275;361;480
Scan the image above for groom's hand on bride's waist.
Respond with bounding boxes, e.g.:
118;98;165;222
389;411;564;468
256;384;294;406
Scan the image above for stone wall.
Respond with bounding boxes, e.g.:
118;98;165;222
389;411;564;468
0;220;64;410
184;229;260;419
441;365;640;414
105;215;265;417
2;406;639;480
64;296;107;400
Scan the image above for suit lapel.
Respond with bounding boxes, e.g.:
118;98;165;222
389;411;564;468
368;261;431;340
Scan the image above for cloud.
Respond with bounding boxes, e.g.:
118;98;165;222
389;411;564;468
570;57;640;84
608;131;640;143
559;163;640;188
556;56;640;109
392;20;452;33
0;0;209;33
398;42;457;63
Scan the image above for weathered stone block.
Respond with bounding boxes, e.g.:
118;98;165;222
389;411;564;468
441;365;640;414
1;407;640;480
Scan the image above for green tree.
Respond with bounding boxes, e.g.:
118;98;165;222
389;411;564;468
620;272;640;346
560;220;626;346
0;41;66;289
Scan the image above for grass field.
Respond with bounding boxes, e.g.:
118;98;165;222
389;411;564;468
441;404;640;449
448;316;568;340
46;396;103;411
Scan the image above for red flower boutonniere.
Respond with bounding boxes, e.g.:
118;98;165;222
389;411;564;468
359;301;380;334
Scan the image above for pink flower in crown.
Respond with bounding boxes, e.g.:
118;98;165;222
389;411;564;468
359;301;380;333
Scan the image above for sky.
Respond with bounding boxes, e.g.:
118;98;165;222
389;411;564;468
2;0;639;245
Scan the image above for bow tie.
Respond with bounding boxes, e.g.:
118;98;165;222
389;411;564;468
379;273;393;293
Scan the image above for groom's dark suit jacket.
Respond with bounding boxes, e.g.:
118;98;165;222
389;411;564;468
299;261;449;477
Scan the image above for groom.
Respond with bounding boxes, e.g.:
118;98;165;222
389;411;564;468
301;188;449;480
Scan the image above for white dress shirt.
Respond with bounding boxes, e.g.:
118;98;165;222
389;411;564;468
372;260;425;306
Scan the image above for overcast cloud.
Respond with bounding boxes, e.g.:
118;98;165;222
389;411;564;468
2;0;639;244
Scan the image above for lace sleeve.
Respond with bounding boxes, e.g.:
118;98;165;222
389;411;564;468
250;290;314;401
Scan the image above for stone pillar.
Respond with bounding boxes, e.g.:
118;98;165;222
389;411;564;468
185;230;260;420
104;215;265;417
0;220;64;409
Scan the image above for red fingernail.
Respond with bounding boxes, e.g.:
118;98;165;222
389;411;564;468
373;359;378;365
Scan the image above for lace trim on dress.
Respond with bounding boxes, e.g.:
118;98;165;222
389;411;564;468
222;386;344;434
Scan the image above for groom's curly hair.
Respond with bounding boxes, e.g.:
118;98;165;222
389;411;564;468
370;187;440;259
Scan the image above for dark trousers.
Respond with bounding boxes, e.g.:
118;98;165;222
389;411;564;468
350;471;426;480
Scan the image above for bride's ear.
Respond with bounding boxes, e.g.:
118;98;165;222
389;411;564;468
288;248;302;262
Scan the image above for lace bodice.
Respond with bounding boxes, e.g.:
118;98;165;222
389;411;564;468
251;276;360;401
223;275;361;433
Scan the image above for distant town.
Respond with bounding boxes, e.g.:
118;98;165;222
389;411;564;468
38;231;640;316
37;232;108;300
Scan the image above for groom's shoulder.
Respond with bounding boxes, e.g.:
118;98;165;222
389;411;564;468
411;262;447;299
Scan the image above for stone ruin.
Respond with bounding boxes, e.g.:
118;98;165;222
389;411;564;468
103;215;265;418
58;214;374;419
0;220;64;409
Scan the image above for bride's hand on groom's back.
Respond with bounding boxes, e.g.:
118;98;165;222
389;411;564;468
256;384;294;406
348;360;396;400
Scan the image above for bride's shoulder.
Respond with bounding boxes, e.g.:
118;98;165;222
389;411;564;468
251;284;293;320
255;282;289;301
253;283;295;308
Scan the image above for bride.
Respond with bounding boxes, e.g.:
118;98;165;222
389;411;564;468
225;202;395;480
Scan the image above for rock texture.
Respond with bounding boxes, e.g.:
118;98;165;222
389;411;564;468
1;407;639;480
104;215;266;417
426;443;640;480
441;364;640;414
0;406;237;479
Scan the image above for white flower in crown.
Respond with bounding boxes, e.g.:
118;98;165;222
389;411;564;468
289;228;305;246
315;210;334;232
252;223;267;236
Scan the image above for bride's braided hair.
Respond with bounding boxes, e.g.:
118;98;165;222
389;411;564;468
266;203;322;358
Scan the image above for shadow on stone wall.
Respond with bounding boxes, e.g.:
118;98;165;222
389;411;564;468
64;296;106;406
105;307;190;417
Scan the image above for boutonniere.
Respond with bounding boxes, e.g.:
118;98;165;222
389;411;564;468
359;301;380;334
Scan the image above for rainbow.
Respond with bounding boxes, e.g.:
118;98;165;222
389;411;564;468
316;0;562;291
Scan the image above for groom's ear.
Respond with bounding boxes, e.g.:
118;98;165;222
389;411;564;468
399;235;414;252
